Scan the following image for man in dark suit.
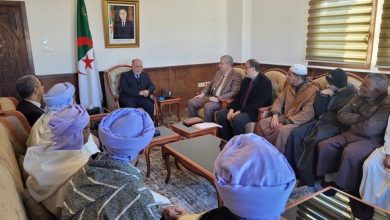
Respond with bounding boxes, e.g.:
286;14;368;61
113;8;134;39
15;75;45;126
119;59;155;118
216;59;273;140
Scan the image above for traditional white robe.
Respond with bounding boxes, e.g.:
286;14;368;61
24;145;91;216
360;118;390;210
26;111;100;154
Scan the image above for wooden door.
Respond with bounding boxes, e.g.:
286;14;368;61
0;1;34;97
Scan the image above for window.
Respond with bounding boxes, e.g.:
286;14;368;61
377;0;390;68
306;0;377;68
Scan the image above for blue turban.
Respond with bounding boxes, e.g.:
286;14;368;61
43;82;75;111
99;108;155;162
48;105;90;151
214;134;296;219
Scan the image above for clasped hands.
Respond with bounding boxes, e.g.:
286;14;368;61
163;206;188;220
194;93;219;103
139;90;150;97
227;109;240;121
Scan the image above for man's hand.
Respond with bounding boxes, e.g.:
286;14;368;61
270;114;280;129
226;109;235;121
142;90;149;97
384;154;390;169
321;88;335;96
232;110;241;119
163;206;188;220
209;96;219;102
195;93;205;99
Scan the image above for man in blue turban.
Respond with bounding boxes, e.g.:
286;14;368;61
164;134;296;220
62;108;171;220
24;105;92;217
26;82;99;154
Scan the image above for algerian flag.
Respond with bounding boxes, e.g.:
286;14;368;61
77;0;102;109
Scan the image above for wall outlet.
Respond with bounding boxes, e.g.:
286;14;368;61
198;81;210;87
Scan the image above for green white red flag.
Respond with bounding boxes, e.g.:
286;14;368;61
77;0;102;108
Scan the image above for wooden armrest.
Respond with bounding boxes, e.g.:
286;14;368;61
90;113;109;122
257;106;272;121
219;98;234;108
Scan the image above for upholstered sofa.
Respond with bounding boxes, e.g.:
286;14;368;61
0;117;28;219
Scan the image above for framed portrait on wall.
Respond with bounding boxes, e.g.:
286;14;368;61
103;0;139;48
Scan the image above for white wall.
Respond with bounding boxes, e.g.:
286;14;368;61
250;0;309;66
23;0;228;75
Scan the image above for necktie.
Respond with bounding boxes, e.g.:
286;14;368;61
213;74;226;96
241;80;253;107
122;22;125;27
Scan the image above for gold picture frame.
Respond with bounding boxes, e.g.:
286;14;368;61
103;0;139;48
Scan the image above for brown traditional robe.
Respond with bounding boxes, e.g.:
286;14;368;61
256;81;319;153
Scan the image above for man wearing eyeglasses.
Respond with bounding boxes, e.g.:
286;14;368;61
187;55;241;122
216;59;273;140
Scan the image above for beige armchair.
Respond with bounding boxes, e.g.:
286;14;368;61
197;66;246;120
103;65;158;122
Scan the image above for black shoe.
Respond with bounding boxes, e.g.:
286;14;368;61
350;199;374;220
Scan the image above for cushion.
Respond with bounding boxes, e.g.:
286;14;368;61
108;66;132;96
264;70;287;100
0;166;27;220
0;124;24;193
0;97;17;111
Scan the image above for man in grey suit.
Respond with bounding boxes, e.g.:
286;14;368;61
187;55;241;122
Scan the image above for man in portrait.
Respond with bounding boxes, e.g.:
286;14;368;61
113;7;134;39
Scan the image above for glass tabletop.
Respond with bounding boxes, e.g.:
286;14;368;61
167;134;226;173
282;187;389;220
155;126;177;137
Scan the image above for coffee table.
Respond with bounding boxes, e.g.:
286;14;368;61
162;134;226;206
142;126;181;177
171;122;217;138
282;186;389;219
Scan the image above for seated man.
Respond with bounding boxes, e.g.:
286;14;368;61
216;59;272;140
24;105;92;217
187;55;241;122
256;64;319;153
163;134;296;219
26;82;99;154
317;73;390;197
360;116;390;210
15;75;45;126
62;108;170;219
285;68;357;186
119;58;155;119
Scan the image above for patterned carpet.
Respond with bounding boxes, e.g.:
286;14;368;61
136;147;323;214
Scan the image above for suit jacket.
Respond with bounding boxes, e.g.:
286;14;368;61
230;73;273;121
119;70;155;100
16;99;44;126
113;20;134;39
201;68;241;100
